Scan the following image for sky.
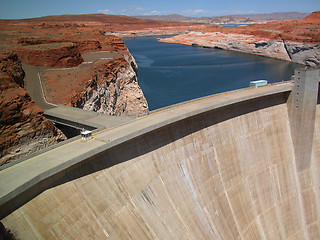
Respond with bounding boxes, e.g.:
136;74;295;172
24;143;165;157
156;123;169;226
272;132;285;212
1;0;319;19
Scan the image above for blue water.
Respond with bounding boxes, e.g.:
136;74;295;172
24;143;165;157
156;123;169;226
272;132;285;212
124;36;301;111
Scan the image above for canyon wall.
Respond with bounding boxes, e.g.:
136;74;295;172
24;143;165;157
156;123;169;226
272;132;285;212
0;53;66;165
70;53;148;116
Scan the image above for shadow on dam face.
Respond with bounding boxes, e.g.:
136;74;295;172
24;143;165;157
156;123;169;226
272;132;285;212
2;88;320;239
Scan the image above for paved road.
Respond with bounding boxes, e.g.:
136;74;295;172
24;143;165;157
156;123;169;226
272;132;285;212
44;105;135;130
22;63;55;110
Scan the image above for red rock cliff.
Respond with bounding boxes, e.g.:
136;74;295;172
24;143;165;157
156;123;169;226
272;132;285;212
70;54;148;116
0;53;66;165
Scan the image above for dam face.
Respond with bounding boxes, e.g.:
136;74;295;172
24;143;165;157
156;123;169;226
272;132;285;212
1;70;320;239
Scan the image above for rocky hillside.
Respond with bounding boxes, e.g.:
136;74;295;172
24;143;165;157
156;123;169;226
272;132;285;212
71;54;148;116
0;52;66;165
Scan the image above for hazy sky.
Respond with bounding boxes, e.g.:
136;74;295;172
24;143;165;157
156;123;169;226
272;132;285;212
1;0;319;19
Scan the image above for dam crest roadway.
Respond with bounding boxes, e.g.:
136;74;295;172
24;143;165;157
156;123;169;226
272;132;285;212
0;68;320;239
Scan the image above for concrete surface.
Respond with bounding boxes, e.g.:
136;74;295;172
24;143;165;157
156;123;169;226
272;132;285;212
44;105;135;130
288;68;319;171
23;63;55;110
1;80;320;239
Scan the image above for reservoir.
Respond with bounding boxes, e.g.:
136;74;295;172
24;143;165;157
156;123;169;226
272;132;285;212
124;36;301;111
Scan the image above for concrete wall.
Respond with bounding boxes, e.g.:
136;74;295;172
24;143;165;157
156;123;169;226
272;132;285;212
287;69;319;172
3;90;320;239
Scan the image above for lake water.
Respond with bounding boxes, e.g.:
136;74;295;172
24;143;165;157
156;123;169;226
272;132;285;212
124;36;301;111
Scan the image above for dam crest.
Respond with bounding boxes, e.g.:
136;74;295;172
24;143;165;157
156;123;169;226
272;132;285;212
0;68;320;239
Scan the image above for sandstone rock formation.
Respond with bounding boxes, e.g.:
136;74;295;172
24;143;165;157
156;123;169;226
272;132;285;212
0;53;66;165
161;32;292;61
284;41;320;67
69;54;148;116
14;41;84;68
160;11;320;67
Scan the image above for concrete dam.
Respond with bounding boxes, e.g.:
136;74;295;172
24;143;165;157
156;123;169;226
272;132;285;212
0;68;320;239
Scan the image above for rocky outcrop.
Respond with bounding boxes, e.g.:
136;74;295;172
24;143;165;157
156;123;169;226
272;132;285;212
0;52;25;88
0;53;66;165
14;42;84;68
284;42;320;67
71;53;148;116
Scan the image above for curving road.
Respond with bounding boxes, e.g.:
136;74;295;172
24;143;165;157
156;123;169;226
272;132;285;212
22;51;119;111
22;63;55;110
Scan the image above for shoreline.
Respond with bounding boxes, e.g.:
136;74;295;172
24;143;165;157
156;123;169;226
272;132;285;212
158;31;320;67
